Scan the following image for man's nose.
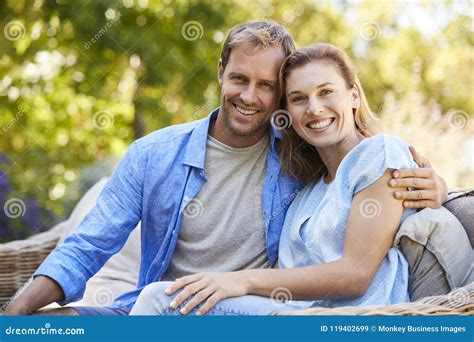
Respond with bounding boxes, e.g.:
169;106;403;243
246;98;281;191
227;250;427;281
240;84;258;106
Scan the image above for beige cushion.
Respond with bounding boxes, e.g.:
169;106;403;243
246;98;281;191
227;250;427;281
394;207;474;300
443;189;474;247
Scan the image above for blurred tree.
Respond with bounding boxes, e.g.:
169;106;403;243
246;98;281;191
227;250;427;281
0;0;472;241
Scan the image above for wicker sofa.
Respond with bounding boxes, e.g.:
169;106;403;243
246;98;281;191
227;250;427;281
1;180;473;316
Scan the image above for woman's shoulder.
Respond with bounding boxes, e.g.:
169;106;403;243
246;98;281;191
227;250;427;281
341;134;412;169
352;133;409;154
337;133;416;193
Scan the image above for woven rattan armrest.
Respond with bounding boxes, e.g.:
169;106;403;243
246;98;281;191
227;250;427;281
0;223;64;308
274;282;474;316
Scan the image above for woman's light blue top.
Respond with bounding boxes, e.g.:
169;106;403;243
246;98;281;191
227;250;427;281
278;134;417;307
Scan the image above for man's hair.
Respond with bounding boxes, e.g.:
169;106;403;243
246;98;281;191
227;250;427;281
220;21;295;70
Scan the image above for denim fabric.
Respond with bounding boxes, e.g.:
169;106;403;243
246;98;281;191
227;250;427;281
129;282;313;316
71;306;131;316
34;108;303;309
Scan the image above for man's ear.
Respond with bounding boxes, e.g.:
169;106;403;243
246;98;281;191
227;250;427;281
217;59;224;87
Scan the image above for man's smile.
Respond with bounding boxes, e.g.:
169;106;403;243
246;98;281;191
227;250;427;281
233;103;260;116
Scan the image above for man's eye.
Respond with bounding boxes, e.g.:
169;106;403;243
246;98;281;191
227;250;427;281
232;76;245;81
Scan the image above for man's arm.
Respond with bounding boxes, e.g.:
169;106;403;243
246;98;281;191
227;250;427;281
390;146;448;209
3;276;64;315
3;142;146;315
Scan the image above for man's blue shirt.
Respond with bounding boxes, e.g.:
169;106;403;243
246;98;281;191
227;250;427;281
34;109;302;309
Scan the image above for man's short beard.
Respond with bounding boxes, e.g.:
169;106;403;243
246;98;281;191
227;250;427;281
222;101;266;137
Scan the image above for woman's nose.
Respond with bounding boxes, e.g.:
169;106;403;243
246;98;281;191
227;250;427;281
306;97;324;115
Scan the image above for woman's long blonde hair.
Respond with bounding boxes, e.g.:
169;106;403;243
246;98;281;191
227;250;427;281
278;43;380;183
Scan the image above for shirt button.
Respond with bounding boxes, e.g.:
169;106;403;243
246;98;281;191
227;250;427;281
184;196;189;202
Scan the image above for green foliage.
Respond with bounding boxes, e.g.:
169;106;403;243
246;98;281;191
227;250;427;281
0;0;472;241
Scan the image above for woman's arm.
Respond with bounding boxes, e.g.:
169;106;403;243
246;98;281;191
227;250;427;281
243;168;406;299
166;169;406;314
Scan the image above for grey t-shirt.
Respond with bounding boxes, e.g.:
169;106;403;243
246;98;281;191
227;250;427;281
161;134;270;280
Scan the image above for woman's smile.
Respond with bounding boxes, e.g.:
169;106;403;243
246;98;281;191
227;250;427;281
305;117;336;132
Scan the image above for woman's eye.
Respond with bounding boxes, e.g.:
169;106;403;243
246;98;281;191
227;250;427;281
291;96;304;103
321;89;333;96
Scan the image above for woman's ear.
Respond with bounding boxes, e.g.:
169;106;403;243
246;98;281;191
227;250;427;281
351;85;361;110
217;59;224;87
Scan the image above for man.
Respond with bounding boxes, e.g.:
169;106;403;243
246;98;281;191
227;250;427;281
4;21;447;316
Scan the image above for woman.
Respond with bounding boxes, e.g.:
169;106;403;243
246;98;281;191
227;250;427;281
130;43;417;315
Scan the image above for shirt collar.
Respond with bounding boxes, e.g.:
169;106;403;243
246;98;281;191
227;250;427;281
182;107;281;169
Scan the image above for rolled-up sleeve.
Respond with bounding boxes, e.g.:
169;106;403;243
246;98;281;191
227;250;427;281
34;141;145;305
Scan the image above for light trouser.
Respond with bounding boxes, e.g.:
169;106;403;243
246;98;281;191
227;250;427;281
130;281;315;316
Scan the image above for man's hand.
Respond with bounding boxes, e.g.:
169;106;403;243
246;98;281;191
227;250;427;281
165;272;248;315
389;146;448;209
